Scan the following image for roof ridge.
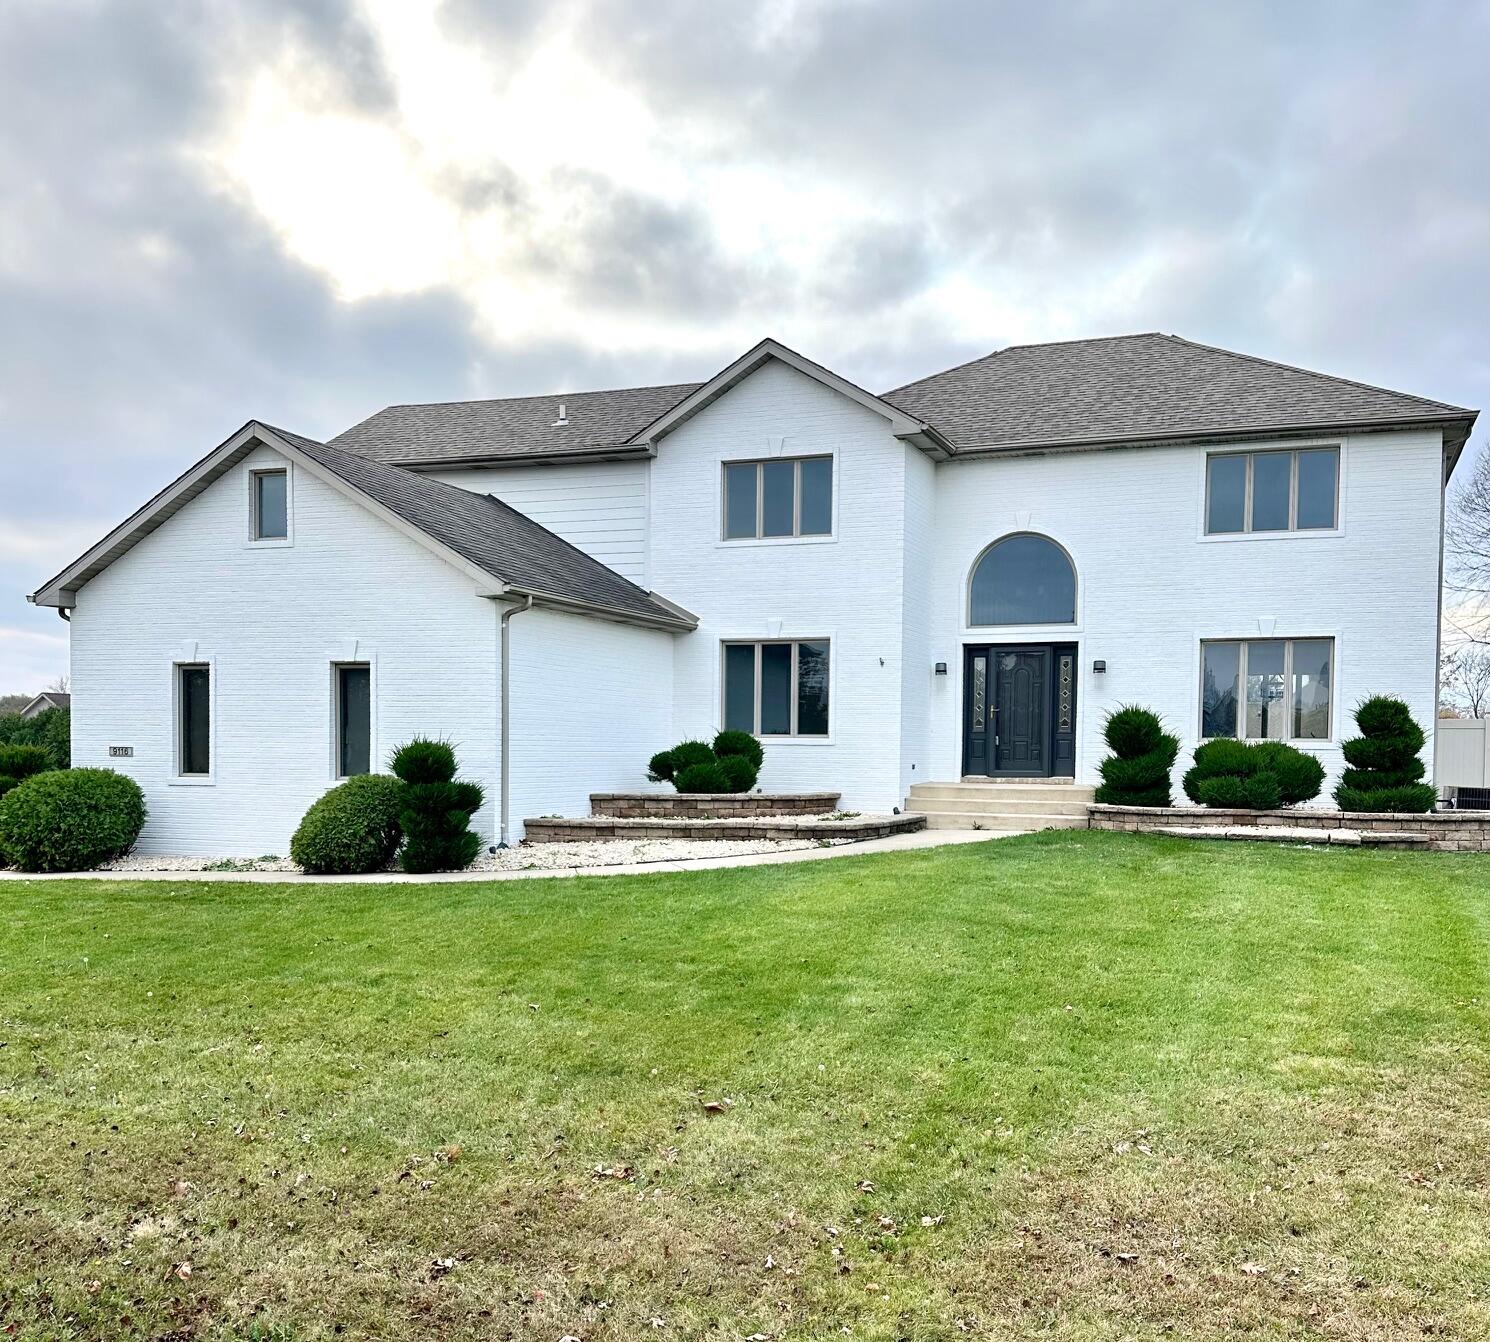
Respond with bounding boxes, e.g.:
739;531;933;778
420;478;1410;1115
1160;335;1473;416
884;332;1167;397
365;379;705;414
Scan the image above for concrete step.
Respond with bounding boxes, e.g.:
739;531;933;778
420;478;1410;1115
906;794;1092;818
909;782;1096;804
919;811;1089;832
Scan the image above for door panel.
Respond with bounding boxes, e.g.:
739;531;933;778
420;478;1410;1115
993;650;1048;774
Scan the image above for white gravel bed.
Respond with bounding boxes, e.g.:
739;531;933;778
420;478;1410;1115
90;835;853;876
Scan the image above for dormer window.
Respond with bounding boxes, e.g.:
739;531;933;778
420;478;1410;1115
251;467;289;542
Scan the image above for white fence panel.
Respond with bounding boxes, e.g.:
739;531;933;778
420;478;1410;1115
1437;718;1490;788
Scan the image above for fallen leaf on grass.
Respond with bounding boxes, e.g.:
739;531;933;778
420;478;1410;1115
593;1164;635;1181
429;1257;456;1280
435;1144;462;1164
701;1098;735;1114
173;1261;192;1281
856;1180;875;1193
920;1215;944;1227
1240;1262;1265;1277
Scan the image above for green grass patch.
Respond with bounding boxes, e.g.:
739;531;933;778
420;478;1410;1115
2;831;1489;1339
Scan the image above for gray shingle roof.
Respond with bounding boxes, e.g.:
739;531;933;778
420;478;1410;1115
332;382;701;465
266;426;691;627
883;332;1475;453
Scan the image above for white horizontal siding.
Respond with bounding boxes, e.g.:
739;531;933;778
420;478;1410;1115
426;460;649;583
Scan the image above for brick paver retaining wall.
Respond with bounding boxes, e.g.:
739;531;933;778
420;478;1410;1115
588;792;841;819
524;814;925;843
1088;804;1490;852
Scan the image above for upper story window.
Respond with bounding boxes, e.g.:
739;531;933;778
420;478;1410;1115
252;467;289;541
1205;447;1338;535
1201;638;1333;741
969;533;1076;626
722;456;832;540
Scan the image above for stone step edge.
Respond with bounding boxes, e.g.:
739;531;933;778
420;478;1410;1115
1140;824;1430;847
524;814;927;844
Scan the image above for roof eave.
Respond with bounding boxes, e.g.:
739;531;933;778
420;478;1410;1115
498;586;698;633
395;443;657;472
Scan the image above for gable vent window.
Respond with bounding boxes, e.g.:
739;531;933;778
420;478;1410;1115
1205;447;1338;535
253;468;289;540
722;456;833;540
177;663;211;777
335;663;372;777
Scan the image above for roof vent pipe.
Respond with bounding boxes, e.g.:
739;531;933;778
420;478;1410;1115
552;403;568;426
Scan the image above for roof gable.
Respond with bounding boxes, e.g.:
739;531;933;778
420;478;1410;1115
30;423;695;630
884;332;1475;455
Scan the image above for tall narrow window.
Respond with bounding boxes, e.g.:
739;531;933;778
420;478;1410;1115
721;457;833;539
178;663;210;776
253;469;288;540
1200;639;1333;741
722;640;831;736
336;664;371;777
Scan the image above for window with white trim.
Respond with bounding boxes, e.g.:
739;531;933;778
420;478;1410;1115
722;640;830;736
1201;638;1333;741
335;663;371;777
1205;447;1338;534
177;663;211;776
722;457;832;539
252;468;289;540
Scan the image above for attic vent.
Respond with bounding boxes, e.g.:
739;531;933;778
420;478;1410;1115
552;402;569;426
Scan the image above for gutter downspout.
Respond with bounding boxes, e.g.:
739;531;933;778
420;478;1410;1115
498;594;534;847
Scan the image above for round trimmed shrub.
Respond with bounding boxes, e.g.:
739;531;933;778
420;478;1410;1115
391;739;484;873
1183;738;1321;810
1334;696;1436;812
0;744;53;800
1093;706;1178;807
0;767;146;872
674;760;731;793
713;730;765;771
646;740;716;784
290;774;406;874
716;754;759;793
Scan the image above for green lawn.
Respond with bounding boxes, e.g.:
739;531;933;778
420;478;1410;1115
3;832;1489;1341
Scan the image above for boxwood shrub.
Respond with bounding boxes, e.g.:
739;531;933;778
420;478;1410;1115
1092;706;1178;807
1334;696;1437;812
648;734;760;794
1182;738;1324;810
289;773;406;874
0;767;146;872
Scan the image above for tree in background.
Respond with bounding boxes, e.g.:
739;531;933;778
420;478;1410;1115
1442;644;1490;717
0;707;69;771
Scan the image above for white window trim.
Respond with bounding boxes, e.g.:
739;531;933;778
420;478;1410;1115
329;658;378;780
719;637;834;743
718;453;837;545
1197;635;1337;745
169;655;217;786
1198;442;1344;543
245;462;294;548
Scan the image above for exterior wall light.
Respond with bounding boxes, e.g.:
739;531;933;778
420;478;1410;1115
1093;659;1107;674
934;662;948;675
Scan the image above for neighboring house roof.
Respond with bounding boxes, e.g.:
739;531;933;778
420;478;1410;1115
29;423;696;630
884;332;1477;457
329;333;1476;470
19;691;69;719
333;381;702;468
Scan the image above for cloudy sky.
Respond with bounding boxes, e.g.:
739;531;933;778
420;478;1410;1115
2;0;1487;690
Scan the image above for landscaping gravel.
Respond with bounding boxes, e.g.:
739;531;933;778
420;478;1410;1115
92;835;852;876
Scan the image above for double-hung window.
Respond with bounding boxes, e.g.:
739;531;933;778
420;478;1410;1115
722;456;833;540
335;663;372;777
1201;638;1333;741
723;640;830;736
1205;447;1338;534
177;663;211;776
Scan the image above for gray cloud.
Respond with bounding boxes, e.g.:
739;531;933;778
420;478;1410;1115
2;0;1487;689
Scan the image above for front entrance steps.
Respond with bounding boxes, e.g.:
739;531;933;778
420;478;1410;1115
906;780;1095;832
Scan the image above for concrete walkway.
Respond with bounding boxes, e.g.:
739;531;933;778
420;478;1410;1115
3;827;1021;885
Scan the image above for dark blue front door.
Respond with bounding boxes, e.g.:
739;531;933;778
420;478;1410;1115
963;644;1076;778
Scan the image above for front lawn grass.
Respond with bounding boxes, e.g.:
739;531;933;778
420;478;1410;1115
2;831;1489;1340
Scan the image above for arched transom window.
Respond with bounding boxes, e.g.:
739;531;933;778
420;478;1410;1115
969;533;1076;626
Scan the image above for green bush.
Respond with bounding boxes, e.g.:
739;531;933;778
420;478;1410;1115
391;739;484;873
713;730;765;771
716;754;759;793
289;774;406;874
674;760;731;793
0;767;145;872
0;744;53;799
1183;737;1322;810
1334;696;1436;812
0;706;69;772
647;740;715;783
1092;706;1178;807
647;735;761;793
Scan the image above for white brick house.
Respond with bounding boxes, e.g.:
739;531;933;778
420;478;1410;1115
30;335;1477;854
